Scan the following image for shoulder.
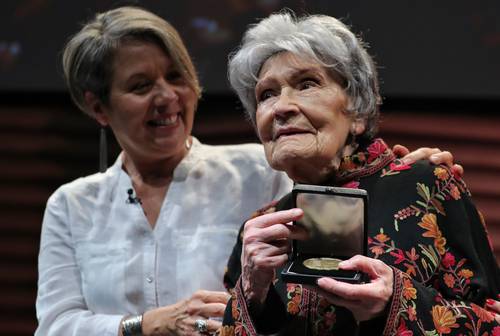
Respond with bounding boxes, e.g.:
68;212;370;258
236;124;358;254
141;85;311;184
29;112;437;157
193;142;279;178
406;160;467;196
192;141;292;200
47;170;117;209
376;158;463;187
365;159;469;210
196;142;268;166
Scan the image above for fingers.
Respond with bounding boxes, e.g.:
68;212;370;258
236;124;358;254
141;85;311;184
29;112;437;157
485;297;500;317
245;221;308;244
392;144;410;158
399;147;440;165
243;209;307;247
191;302;227;319
190;317;222;334
317;276;373;301
186;291;230;319
339;255;391;280
244;241;290;267
205;318;223;333
451;164;464;179
418;149;464;178
245;208;303;230
398;147;463;177
314;283;361;308
317;255;393;300
194;290;231;304
428;150;453;167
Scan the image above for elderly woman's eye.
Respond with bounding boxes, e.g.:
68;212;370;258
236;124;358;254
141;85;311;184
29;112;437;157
258;90;275;102
299;79;319;90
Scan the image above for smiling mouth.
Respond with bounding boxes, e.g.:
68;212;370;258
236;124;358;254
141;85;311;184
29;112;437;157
273;128;310;140
147;114;179;127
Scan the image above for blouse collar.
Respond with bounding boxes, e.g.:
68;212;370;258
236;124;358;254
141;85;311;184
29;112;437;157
334;138;395;184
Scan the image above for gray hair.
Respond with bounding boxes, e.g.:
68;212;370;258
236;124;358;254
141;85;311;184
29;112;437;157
62;6;201;117
228;11;381;139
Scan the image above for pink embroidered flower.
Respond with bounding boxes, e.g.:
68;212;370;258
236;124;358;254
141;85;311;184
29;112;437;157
397;318;414;336
390;249;406;264
408;306;417;321
441;252;456;268
367;140;387;162
492;326;500;336
370;245;384;258
443;273;455;288
405;248;419;262
471;303;495;322
449;184;461;200
389;161;412;172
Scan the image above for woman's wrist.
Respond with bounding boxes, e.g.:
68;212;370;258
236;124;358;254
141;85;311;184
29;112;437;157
242;277;268;305
121;314;143;336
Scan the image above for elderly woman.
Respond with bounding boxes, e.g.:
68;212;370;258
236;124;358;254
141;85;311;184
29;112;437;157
221;12;500;335
34;6;293;336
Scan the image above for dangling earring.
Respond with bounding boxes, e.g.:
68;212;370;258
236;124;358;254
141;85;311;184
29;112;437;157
346;124;359;151
185;136;192;150
99;126;108;173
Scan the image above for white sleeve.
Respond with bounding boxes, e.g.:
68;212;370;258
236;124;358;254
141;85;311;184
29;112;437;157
35;190;123;336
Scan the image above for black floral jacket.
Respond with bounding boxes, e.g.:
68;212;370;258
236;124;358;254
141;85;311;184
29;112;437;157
221;138;500;336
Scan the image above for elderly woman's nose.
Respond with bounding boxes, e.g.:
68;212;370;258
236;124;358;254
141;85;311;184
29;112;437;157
272;90;299;118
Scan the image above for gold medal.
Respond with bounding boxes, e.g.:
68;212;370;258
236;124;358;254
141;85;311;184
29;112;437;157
303;257;342;271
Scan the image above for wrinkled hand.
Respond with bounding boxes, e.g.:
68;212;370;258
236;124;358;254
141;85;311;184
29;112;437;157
392;144;464;178
141;290;230;336
485;297;500;324
316;255;393;322
241;208;307;308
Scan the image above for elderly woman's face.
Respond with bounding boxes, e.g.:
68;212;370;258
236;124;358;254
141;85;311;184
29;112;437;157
93;40;197;163
255;52;353;184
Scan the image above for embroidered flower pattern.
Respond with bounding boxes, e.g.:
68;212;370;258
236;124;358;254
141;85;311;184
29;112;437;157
368;163;494;335
225;140;496;336
286;284;303;316
471;303;495;323
314;297;336;335
402;278;417;300
432;305;459;334
381;159;412;177
434;167;449;180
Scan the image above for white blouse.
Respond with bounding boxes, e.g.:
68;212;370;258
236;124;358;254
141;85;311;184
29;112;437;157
35;138;292;335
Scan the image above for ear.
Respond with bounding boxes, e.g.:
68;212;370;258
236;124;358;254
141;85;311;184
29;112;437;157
351;119;366;135
84;91;109;126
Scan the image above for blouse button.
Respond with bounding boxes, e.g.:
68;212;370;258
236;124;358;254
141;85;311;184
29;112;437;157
146;276;154;283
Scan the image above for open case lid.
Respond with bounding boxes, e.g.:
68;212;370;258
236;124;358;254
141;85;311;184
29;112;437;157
291;184;369;261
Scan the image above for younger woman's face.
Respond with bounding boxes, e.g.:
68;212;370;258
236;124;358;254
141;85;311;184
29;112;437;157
90;40;197;164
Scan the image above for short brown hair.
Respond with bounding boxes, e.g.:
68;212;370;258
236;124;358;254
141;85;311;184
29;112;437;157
62;6;201;116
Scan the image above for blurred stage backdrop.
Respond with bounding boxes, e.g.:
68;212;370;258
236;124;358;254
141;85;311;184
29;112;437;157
0;0;499;334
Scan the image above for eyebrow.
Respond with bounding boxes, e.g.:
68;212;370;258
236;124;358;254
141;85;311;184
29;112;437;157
256;67;324;93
